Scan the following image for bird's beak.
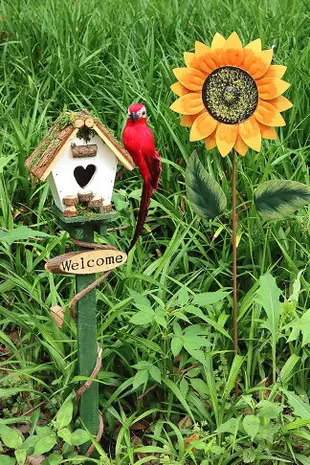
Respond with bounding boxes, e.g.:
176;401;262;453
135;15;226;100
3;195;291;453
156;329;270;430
130;112;139;123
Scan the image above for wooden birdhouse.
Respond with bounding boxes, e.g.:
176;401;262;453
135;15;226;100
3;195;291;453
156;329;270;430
25;110;134;217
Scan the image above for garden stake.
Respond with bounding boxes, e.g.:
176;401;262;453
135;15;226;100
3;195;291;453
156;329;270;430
47;213;127;456
73;224;100;454
170;32;292;399
25;110;133;456
45;215;126;455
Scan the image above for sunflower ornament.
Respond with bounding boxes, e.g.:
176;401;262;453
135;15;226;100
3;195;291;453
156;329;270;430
170;32;292;157
170;32;298;378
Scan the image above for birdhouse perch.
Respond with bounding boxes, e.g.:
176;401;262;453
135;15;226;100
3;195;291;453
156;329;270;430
25;110;134;217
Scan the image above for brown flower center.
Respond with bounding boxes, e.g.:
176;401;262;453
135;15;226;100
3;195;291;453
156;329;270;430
223;86;239;105
202;66;258;124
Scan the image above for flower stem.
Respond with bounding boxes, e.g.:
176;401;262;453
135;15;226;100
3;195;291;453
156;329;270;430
232;150;239;396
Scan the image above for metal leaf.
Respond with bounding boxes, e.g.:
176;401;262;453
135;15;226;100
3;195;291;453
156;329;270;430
255;180;310;220
185;151;227;219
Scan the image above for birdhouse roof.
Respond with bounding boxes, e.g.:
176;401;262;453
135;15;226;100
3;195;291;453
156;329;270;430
25;109;135;181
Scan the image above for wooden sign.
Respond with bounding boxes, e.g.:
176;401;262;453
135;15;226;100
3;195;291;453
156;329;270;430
45;248;127;275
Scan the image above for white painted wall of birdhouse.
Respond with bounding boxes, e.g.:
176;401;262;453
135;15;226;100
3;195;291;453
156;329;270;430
48;134;118;212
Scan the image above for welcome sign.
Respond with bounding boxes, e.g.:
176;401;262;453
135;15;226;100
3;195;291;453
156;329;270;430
45;248;127;275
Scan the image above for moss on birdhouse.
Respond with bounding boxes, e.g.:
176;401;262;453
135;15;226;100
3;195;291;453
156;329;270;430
56;111;77;129
25;109;135;180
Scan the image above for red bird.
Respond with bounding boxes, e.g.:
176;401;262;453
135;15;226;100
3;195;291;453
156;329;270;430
122;103;162;252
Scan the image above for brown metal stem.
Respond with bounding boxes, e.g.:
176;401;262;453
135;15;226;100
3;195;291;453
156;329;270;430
232;151;238;357
232;151;239;396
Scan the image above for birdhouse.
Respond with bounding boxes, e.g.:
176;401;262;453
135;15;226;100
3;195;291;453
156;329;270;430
25;110;134;217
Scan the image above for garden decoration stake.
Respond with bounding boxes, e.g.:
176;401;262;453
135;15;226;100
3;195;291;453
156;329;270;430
170;32;292;390
122;103;162;252
25;110;135;455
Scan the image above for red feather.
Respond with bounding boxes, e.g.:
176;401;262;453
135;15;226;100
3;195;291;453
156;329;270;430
122;104;162;252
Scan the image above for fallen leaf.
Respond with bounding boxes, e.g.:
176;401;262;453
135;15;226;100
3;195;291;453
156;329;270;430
50;306;64;328
26;455;45;465
18;424;30;434
9;331;20;344
130;420;149;431
178;415;193;429
184;433;199;446
131;436;142;446
13;209;22;219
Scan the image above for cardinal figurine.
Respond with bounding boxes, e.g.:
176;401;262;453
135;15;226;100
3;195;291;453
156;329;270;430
122;103;162;252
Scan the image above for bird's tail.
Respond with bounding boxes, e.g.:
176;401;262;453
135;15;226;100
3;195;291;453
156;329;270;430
127;182;153;253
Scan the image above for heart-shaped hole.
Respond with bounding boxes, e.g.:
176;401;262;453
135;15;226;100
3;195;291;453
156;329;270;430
74;164;96;188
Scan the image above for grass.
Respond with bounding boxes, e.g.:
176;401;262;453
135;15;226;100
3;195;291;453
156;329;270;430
0;0;309;464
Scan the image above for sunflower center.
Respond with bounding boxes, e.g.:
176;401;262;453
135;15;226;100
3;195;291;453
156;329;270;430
202;66;258;125
223;86;239;105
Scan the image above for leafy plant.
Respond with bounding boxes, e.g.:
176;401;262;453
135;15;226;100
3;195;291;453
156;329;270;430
0;398;107;464
0;226;50;245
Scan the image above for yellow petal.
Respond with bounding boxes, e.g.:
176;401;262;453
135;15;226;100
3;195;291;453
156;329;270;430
244;38;261;53
180;115;195;127
225;32;242;49
254;99;286;127
257;78;290;100
170;93;205;115
184;51;200;69
243;49;273;79
180;110;205;127
211;32;226;49
170;82;190;97
238;115;261;152
269;95;293;112
222;47;243;66
215;123;238;157
195;41;223;72
173;67;207;91
205;130;217;150
263;65;287;79
234;134;248;156
258;123;278;140
222;32;243;66
190;111;218;141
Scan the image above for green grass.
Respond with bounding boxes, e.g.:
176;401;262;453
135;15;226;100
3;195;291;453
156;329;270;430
0;0;309;464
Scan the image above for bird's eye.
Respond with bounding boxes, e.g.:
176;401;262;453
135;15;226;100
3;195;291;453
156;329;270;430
142;111;146;116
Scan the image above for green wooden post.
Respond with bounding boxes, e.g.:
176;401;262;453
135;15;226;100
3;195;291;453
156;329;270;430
52;208;119;456
73;224;98;453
